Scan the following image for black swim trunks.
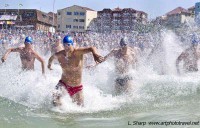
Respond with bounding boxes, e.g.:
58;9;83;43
186;66;198;72
115;75;133;86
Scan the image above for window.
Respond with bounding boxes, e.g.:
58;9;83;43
67;12;72;15
113;19;121;24
103;13;111;17
124;26;130;30
103;13;106;16
123;19;129;22
73;19;78;22
123;13;130;16
42;14;47;18
113;26;120;30
73;26;78;29
80;12;85;16
79;19;85;22
58;24;60;28
66;25;71;28
58;12;61;15
74;12;79;15
11;12;17;15
49;17;53;21
66;18;72;22
104;26;110;29
113;13;120;17
132;13;136;17
135;13;138;17
132;19;137;22
79;26;84;29
26;12;35;17
142;14;146;18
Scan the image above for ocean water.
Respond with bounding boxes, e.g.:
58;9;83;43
1;31;200;128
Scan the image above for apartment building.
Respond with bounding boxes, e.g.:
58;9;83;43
57;5;97;33
0;9;57;32
89;7;147;33
188;6;195;16
165;7;193;27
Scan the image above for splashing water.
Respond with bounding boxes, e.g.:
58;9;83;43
1;29;200;128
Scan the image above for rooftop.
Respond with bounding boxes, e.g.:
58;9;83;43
188;6;195;10
166;7;190;15
112;7;122;11
62;5;95;11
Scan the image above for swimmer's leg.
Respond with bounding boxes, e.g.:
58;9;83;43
52;83;63;106
71;90;84;107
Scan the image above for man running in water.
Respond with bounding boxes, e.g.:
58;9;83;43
96;38;140;94
48;35;104;106
176;35;200;74
1;36;45;74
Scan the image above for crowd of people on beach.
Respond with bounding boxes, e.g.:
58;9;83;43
0;29;155;56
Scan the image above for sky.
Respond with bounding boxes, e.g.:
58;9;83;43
0;0;199;18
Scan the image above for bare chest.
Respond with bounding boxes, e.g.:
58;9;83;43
20;51;35;62
58;55;83;71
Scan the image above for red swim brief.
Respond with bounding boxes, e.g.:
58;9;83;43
58;80;83;97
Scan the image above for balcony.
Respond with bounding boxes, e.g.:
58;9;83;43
113;13;121;17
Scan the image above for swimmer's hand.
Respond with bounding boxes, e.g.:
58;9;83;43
1;57;6;63
48;64;53;70
93;54;104;63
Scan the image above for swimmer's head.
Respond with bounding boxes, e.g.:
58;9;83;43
55;35;62;43
21;34;25;39
120;38;128;47
24;36;33;44
2;39;6;44
192;39;198;45
55;35;61;40
63;35;73;46
191;34;199;46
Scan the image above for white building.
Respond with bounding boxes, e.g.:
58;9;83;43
165;7;194;27
57;5;97;33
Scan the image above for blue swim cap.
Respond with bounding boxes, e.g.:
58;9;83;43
120;38;127;47
63;35;73;46
191;34;199;45
24;36;33;44
192;39;198;45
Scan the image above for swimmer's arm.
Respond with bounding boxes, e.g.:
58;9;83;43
86;49;117;68
48;54;56;70
104;49;117;61
129;51;138;69
76;47;97;54
34;51;45;74
176;52;186;74
1;48;21;62
77;47;104;63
